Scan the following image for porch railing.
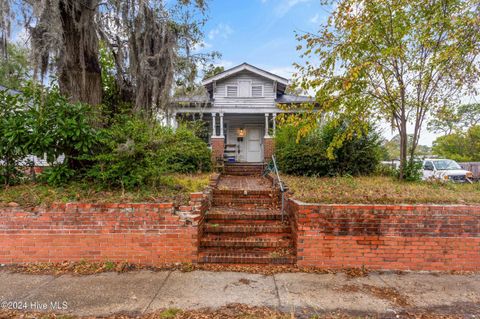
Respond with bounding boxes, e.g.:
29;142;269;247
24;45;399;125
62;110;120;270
265;155;286;222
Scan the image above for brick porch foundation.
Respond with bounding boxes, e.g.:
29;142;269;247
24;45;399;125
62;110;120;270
263;137;275;162
211;137;225;163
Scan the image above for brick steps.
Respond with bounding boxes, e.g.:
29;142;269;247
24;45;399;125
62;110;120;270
199;251;296;264
213;198;275;207
207;208;284;221
201;235;292;248
223;164;264;176
198;173;295;265
204;222;291;234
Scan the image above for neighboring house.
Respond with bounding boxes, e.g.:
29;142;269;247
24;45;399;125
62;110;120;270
171;63;311;163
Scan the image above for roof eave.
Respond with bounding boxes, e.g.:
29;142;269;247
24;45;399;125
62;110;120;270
202;63;289;86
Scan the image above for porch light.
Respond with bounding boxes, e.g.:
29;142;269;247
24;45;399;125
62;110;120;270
238;128;245;137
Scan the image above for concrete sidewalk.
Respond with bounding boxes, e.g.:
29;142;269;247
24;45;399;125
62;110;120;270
1;270;479;317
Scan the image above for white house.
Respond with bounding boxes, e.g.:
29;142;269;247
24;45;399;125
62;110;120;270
170;63;311;163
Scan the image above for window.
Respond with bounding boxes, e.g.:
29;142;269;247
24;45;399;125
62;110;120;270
226;85;238;97
251;85;263;97
424;161;434;171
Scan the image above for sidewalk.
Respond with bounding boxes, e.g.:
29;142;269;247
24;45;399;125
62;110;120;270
1;270;479;317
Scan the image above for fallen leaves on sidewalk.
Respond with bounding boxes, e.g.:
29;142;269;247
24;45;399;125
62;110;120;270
336;284;410;307
0;304;468;319
2;262;372;277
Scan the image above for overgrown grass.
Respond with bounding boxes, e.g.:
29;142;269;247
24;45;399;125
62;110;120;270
283;175;480;204
0;173;211;207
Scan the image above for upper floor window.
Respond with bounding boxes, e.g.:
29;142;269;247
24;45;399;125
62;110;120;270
251;85;263;97
226;85;238;97
225;83;264;97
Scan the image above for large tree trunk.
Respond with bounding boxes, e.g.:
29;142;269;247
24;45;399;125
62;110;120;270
58;0;102;106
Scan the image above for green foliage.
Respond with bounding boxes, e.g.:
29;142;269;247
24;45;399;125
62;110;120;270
382;135;432;160
25;87;99;184
432;125;480;162
428;103;480;135
0;86;98;186
203;64;224;80
0;90;30;185
275;121;383;176
399;161;423;182
87;115;211;189
0;43;30;90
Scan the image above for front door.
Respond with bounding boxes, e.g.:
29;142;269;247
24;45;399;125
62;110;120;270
246;127;262;162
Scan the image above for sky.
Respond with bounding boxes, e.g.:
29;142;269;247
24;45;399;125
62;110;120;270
195;0;331;79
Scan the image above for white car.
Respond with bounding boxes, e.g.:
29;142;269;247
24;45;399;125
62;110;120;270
422;159;473;183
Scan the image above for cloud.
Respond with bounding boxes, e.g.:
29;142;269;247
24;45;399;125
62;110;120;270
309;13;319;24
275;0;310;17
208;23;233;40
192;40;212;52
266;66;296;79
217;60;235;69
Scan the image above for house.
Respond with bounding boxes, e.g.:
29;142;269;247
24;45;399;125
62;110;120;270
170;63;311;163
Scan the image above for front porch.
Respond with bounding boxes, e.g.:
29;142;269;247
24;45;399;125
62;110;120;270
179;112;277;163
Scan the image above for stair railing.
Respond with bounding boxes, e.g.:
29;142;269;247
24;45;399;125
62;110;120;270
270;155;286;222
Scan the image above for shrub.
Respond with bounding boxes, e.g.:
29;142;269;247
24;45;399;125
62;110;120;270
25;87;99;185
275;121;383;176
0;90;30;186
87;115;211;189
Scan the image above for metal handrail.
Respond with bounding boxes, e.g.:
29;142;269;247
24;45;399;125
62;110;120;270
270;155;286;221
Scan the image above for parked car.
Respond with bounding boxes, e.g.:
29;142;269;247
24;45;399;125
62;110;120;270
422;159;474;183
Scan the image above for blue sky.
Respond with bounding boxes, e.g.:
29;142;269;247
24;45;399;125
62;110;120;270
196;0;331;79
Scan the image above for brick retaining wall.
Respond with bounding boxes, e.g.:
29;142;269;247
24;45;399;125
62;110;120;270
288;199;480;271
0;182;214;265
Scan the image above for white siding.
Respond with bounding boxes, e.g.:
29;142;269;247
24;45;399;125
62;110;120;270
214;70;276;109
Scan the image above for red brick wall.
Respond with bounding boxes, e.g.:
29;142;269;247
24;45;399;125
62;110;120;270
0;202;200;265
263;137;275;162
288;199;480;271
211;137;225;163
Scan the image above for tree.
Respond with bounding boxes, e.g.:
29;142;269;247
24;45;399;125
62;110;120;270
428;103;480;135
0;42;30;90
432;125;480;161
293;0;480;179
203;64;224;80
0;0;213;115
382;135;431;160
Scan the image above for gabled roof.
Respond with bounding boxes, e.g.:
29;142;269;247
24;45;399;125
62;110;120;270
202;63;289;87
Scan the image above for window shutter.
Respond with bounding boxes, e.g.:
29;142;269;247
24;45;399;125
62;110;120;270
227;86;238;97
251;85;263;97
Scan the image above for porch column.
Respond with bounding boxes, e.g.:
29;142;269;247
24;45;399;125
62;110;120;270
212;112;217;136
272;113;276;136
264;113;270;137
219;113;224;137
